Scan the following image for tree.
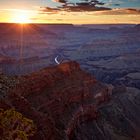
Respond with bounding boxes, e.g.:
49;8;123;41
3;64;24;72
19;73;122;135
0;108;36;140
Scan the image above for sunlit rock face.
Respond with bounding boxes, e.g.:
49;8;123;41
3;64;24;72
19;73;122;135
0;61;140;140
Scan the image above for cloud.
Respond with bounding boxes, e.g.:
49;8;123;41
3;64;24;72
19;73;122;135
40;7;59;13
40;0;111;13
113;4;120;6
30;17;64;21
104;0;123;7
91;8;140;15
53;0;67;3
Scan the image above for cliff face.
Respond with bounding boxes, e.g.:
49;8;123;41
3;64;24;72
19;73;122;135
1;61;109;139
0;61;140;140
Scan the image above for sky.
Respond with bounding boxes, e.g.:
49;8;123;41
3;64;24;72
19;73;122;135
0;0;140;24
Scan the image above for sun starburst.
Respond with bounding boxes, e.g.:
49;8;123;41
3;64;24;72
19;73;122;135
11;10;31;24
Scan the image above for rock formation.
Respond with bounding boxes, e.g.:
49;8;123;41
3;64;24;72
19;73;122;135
0;61;140;140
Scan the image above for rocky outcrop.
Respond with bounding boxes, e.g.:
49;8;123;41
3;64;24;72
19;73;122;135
70;87;140;140
0;61;110;140
0;61;140;140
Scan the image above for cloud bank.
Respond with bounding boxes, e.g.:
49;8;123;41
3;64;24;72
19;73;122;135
40;0;111;13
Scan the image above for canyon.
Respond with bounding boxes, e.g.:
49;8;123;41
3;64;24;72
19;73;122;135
0;61;140;140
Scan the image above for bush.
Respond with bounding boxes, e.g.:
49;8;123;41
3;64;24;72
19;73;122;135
0;108;36;140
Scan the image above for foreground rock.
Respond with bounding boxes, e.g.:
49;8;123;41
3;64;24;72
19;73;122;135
0;61;109;139
0;61;140;140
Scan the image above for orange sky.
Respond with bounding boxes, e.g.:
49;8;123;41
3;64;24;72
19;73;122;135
0;0;140;24
0;8;140;24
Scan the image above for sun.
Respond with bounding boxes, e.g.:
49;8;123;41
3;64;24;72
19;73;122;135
11;10;31;24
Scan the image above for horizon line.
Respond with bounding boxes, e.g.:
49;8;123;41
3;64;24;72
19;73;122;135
0;22;138;25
